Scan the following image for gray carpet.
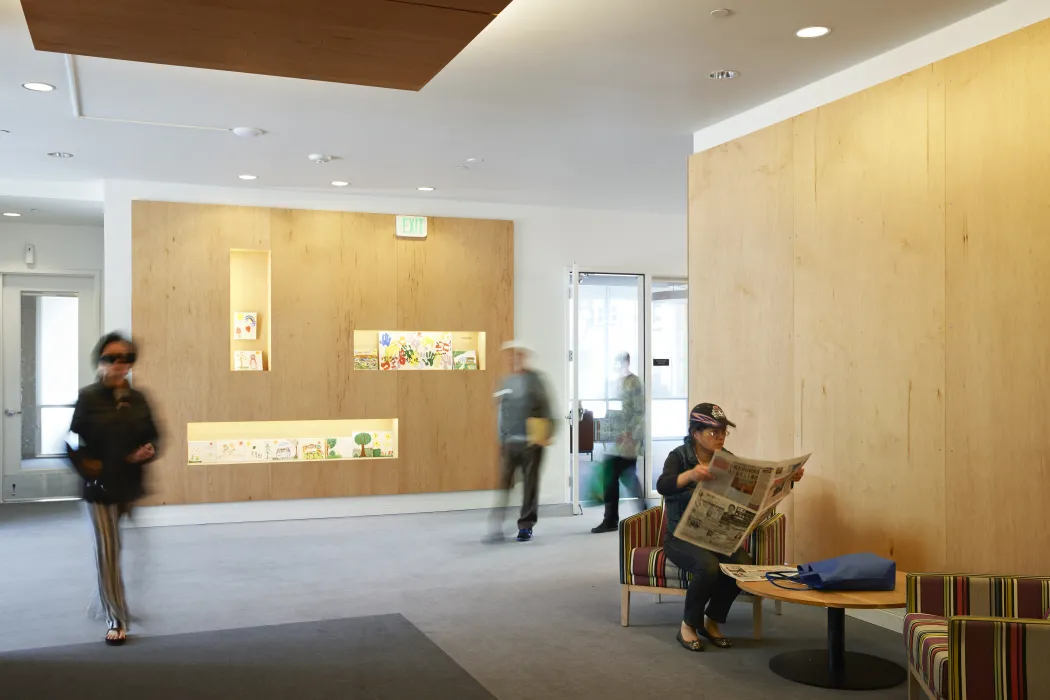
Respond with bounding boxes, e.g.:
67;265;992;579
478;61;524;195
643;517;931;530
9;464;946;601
0;614;495;700
0;501;908;699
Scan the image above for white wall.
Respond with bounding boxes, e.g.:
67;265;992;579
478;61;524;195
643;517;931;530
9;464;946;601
693;0;1050;153
0;223;103;274
104;180;685;525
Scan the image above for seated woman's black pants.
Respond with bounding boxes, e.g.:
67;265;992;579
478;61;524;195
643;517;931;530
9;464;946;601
663;536;751;627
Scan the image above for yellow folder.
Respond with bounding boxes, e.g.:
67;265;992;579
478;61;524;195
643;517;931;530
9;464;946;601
527;418;553;446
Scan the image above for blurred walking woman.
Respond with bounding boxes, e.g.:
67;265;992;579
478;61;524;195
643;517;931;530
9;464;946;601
69;333;159;645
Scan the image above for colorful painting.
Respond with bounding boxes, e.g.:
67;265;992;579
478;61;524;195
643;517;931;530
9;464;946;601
379;332;453;371
188;441;215;464
354;348;379;371
234;312;258;340
215;440;248;462
234;350;263;371
453;350;478;370
298;438;326;460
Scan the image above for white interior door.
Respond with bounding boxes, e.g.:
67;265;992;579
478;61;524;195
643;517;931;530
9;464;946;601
2;274;99;502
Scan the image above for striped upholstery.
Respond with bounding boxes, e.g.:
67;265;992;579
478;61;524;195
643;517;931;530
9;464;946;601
619;505;786;588
907;574;1050;619
906;574;1050;700
905;613;950;698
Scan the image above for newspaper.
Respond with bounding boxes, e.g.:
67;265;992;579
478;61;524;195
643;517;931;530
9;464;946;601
718;564;797;582
673;450;810;556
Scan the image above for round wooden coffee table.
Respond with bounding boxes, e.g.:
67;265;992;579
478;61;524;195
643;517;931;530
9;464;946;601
739;571;907;691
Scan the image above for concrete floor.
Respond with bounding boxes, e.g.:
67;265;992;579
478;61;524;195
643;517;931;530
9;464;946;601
0;501;908;699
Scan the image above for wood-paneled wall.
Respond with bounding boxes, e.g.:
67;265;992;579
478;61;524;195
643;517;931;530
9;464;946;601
132;202;513;505
689;19;1050;575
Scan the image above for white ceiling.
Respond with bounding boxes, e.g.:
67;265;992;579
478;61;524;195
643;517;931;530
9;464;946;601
0;195;103;226
0;0;1003;214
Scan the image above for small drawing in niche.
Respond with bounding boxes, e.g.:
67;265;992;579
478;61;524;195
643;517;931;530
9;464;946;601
353;432;373;458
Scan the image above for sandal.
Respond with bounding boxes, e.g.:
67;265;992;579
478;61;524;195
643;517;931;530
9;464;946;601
698;629;733;648
105;628;126;646
676;631;705;652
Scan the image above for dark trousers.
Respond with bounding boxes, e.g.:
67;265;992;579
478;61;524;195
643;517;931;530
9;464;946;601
663;537;751;627
492;442;543;530
602;456;646;523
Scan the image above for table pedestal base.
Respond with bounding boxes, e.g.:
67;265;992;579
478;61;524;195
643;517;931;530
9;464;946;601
768;607;906;690
769;650;907;690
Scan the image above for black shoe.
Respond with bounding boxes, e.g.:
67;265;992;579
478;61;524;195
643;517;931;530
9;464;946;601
516;528;533;542
591;521;618;534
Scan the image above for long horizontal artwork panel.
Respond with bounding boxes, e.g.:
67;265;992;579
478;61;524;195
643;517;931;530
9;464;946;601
187;419;398;464
353;330;486;371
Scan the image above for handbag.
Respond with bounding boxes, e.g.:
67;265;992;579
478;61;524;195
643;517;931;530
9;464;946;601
765;552;897;591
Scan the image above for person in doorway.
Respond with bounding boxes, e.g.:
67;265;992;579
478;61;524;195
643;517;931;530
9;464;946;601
69;332;160;646
487;341;554;543
656;403;804;652
591;352;646;533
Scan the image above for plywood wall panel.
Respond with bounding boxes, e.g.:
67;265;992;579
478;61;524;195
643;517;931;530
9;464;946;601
132;201;512;505
792;67;947;573
942;21;1050;575
688;121;796;464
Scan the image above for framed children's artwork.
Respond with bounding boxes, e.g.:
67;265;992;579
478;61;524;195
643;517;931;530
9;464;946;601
215;440;248;462
453;350;478;370
298;438;326;460
188;441;216;464
234;312;258;340
234;350;264;371
269;439;297;461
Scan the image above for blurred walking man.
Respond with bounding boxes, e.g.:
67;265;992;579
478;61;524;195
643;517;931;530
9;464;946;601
487;342;554;543
592;352;646;533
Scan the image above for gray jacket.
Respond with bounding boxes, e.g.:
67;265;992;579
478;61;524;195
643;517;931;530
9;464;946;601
497;369;554;444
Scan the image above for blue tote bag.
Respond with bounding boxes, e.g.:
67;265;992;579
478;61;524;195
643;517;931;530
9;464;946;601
766;552;896;591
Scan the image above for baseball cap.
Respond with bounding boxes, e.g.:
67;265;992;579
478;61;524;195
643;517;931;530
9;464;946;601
689;403;736;430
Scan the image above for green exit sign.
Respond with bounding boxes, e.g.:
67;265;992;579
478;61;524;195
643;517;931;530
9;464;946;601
395;215;428;239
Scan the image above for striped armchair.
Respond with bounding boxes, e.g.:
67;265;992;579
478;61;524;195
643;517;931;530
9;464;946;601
618;504;786;639
905;573;1050;700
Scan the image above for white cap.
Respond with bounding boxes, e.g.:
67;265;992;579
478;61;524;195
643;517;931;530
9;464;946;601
501;340;533;354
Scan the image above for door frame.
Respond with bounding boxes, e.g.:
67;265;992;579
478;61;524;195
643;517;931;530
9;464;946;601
645;276;688;498
0;270;102;503
565;266;648;513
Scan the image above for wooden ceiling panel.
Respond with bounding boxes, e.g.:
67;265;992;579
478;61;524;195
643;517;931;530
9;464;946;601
19;0;513;91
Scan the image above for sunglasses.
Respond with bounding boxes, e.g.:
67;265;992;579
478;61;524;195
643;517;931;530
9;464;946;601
99;353;136;365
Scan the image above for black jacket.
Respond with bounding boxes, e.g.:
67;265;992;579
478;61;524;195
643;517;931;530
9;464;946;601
655;441;708;540
69;382;160;504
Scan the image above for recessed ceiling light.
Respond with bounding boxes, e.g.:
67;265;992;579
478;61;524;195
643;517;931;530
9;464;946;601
709;70;740;80
710;9;733;18
47;151;74;158
3;212;21;217
417;187;435;192
22;82;55;92
797;26;831;38
238;174;258;180
465;157;484;164
331;181;350;187
231;126;265;138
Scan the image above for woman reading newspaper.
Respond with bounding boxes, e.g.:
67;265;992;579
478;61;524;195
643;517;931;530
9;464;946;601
656;403;804;652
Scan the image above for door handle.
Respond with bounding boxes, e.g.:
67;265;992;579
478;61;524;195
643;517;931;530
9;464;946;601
4;409;22;417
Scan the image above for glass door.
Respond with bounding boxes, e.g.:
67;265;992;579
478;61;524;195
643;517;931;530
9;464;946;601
647;279;688;493
571;272;644;506
2;274;99;501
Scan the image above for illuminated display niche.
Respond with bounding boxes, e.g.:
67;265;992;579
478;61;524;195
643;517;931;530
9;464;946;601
353;330;486;370
187;419;398;465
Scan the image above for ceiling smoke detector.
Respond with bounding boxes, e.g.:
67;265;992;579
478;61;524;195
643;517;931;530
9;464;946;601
709;70;740;80
231;126;266;138
710;9;733;18
47;151;74;158
308;153;334;164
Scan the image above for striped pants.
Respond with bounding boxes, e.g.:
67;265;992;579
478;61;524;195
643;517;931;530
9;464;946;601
87;502;130;631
